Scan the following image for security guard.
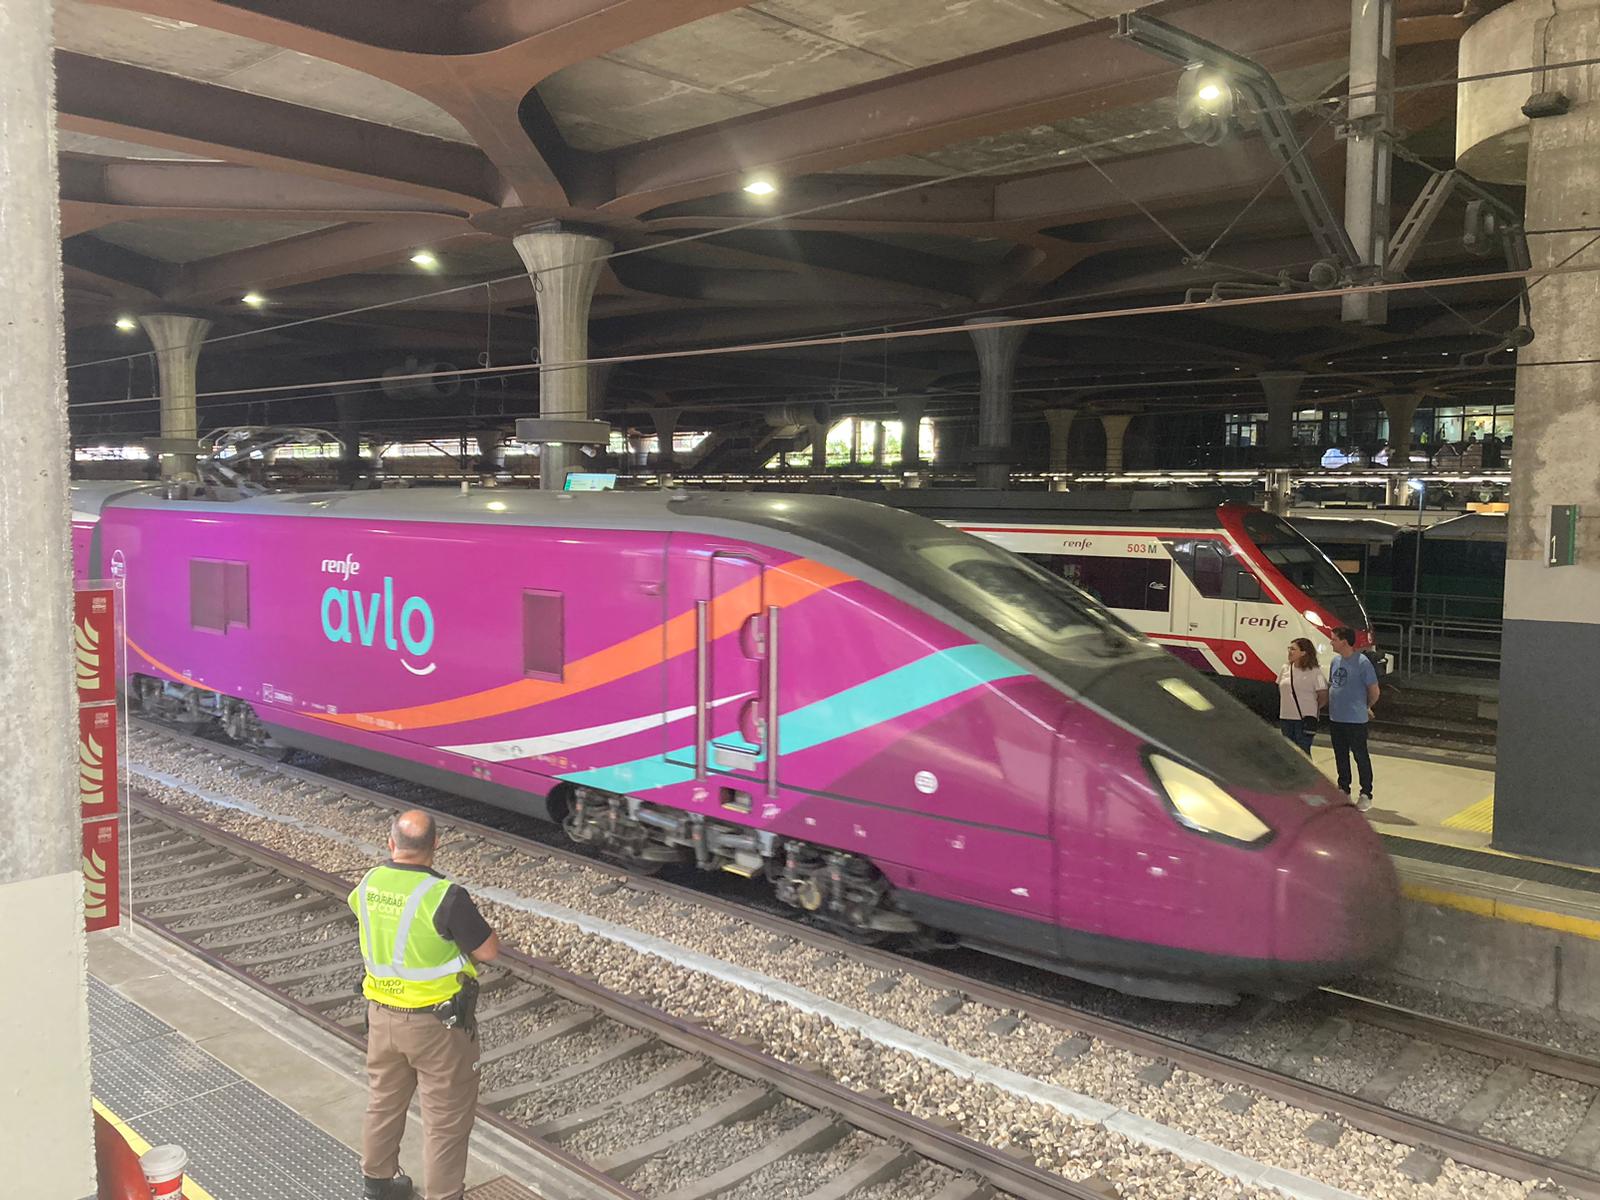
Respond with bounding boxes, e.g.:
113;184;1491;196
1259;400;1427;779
352;809;499;1200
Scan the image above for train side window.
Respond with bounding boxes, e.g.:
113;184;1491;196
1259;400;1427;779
1234;570;1262;601
522;589;564;681
1192;543;1226;598
190;559;249;633
1026;553;1170;613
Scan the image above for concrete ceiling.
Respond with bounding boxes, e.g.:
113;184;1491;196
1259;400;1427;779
54;0;473;141
91;217;341;263
54;0;1524;458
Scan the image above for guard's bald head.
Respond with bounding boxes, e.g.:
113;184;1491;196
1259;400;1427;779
390;810;437;859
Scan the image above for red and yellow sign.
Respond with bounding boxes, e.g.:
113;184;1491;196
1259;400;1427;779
78;705;119;819
74;588;118;705
82;817;120;933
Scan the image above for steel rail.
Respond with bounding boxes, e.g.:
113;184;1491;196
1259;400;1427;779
131;794;1113;1200
133;721;1600;1196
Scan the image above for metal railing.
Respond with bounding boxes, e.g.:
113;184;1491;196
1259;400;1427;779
1366;590;1502;675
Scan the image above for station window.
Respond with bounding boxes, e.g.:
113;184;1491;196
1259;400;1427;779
1029;554;1171;613
190;560;249;633
522;590;564;680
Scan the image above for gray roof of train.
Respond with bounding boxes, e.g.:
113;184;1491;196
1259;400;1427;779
76;483;984;565
865;487;1235;529
73;481;1317;792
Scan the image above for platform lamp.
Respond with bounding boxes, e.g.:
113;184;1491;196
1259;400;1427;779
1175;63;1240;147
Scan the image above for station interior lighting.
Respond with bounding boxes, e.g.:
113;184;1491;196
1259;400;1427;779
1175;62;1238;147
114;316;137;332
743;176;777;196
409;251;439;269
241;292;265;307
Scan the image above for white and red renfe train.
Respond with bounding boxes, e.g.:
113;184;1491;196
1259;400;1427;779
884;490;1387;709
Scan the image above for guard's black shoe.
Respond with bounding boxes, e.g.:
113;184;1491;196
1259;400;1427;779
363;1173;414;1200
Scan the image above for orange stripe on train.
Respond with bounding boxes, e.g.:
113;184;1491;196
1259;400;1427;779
316;558;852;733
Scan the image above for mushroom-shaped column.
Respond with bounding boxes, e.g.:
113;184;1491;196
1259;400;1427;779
1043;408;1077;471
1101;414;1134;473
649;406;681;473
895;396;927;472
512;226;613;489
965;319;1027;489
1258;370;1306;465
137;315;211;480
1381;394;1421;467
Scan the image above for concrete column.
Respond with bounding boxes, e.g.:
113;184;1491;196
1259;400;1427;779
512;227;613;489
1381;394;1420;468
589;362;614;413
1101;414;1133;473
626;431;650;469
1458;0;1600;864
334;389;364;486
1043;408;1077;471
0;1;96;1191
810;420;828;472
475;429;506;475
138;314;210;480
1264;468;1293;515
872;420;888;467
1258;370;1306;463
965;319;1026;489
649;407;680;471
894;396;926;470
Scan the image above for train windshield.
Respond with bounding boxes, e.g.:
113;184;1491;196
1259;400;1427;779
915;539;1146;664
1240;512;1368;628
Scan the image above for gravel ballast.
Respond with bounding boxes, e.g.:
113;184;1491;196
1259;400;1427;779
130;734;1552;1200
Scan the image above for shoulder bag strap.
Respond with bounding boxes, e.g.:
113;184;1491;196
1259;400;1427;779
1289;668;1305;719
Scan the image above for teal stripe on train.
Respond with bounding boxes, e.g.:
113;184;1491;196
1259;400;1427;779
559;642;1027;794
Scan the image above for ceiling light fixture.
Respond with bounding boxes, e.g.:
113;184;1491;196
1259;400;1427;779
410;251;439;269
241;292;265;307
743;177;777;197
114;316;137;332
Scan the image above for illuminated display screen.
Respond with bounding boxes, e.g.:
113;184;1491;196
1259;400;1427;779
563;473;617;491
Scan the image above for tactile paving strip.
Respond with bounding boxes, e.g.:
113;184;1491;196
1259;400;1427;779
89;974;358;1200
465;1179;545;1200
88;975;171;1055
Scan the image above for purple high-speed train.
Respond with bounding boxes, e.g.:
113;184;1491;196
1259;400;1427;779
74;482;1400;1001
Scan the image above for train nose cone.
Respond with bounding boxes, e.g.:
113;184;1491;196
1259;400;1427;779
1272;804;1402;980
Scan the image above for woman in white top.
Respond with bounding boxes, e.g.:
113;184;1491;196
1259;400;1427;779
1278;637;1329;755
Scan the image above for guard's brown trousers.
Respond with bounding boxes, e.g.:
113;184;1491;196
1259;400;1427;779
362;1001;481;1200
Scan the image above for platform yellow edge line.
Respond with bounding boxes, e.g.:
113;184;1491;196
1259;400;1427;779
1401;883;1600;942
92;1097;219;1200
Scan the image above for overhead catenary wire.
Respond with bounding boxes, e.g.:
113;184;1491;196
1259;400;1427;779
63;48;1600;375
66;253;1600;415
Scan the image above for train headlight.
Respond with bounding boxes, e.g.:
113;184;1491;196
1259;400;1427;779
1148;754;1272;845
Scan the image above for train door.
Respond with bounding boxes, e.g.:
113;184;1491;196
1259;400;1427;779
665;550;779;800
1171;539;1228;643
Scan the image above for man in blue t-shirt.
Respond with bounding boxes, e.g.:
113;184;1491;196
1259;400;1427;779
1326;625;1381;810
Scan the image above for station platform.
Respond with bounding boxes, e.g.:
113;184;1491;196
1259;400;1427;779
88;930;555;1200
1323;740;1600;1020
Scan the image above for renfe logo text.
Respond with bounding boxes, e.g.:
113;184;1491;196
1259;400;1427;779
1238;613;1290;632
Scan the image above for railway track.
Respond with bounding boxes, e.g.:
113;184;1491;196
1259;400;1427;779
132;721;1600;1196
128;797;1116;1200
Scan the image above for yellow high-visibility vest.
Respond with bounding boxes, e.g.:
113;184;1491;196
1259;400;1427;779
348;865;478;1008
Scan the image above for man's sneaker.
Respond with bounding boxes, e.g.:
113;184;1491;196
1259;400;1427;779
363;1174;413;1200
1357;792;1373;811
